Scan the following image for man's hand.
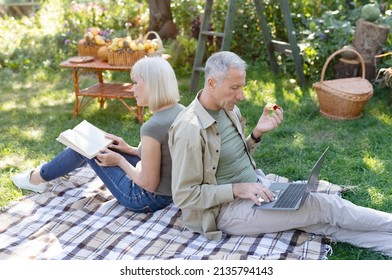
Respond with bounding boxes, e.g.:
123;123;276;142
252;105;283;139
233;183;276;205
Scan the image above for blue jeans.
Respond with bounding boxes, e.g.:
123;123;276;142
40;148;172;213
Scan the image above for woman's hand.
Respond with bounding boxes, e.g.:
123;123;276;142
105;133;133;154
95;148;124;167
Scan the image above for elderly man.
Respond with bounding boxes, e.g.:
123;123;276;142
169;51;392;257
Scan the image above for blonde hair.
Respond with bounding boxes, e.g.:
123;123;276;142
131;56;180;112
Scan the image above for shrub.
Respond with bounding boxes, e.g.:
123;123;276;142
0;0;391;83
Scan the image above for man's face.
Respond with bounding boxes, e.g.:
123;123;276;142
210;68;246;111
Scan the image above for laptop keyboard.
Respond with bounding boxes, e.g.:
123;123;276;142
272;183;307;208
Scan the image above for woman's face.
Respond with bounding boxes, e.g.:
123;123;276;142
131;75;148;107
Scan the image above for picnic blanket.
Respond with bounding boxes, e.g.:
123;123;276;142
0;166;343;260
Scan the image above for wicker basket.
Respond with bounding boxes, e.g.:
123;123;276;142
312;48;373;120
144;31;165;57
78;42;102;58
108;49;145;66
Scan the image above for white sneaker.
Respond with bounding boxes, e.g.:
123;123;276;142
12;166;49;193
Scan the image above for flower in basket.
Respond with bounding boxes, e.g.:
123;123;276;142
78;27;112;58
80;27;111;47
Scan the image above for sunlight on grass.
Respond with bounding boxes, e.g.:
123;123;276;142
0;179;23;210
244;80;277;105
7;80;35;91
0;96;70;112
0;155;37;171
0;100;26;111
243;76;312;107
7;125;44;142
374;111;392;125
31;93;73;108
0;158;18;169
282;85;306;105
293;133;306;148
25;127;44;140
0;88;73;112
367;187;386;206
363;154;385;174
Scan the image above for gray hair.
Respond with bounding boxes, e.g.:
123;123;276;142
204;51;247;85
131;56;179;111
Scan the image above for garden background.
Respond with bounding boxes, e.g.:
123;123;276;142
1;0;392;260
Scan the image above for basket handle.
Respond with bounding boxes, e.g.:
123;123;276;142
144;31;162;43
374;51;392;74
320;48;366;82
374;51;392;59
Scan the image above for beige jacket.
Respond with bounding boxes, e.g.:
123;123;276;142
168;92;261;241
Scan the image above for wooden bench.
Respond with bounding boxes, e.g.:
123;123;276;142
60;58;144;123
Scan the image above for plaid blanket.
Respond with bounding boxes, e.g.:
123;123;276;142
0;166;342;260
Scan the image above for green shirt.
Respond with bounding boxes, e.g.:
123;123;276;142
206;109;257;185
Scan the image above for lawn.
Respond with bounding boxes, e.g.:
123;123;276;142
0;61;391;260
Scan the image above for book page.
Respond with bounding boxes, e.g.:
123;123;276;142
57;120;113;159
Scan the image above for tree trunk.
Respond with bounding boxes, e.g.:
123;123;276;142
147;0;178;39
334;58;361;79
352;19;390;81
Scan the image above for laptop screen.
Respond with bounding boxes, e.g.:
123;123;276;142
306;147;329;190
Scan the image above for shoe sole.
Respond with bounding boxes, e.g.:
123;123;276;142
17;185;45;193
12;172;47;193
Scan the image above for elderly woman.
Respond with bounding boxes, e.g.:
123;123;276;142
13;56;184;213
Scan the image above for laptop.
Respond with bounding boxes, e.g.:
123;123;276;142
252;147;329;211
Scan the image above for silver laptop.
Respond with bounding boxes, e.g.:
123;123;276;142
252;147;329;211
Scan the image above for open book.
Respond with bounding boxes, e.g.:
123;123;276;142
56;120;113;159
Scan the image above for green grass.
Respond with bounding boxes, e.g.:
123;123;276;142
1;62;391;260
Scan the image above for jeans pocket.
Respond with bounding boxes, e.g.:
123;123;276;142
149;194;173;210
126;194;172;213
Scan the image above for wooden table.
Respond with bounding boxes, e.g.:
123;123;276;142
60;58;144;123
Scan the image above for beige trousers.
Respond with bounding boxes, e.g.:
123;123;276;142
217;192;392;257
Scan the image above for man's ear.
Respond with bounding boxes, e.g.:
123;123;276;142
207;77;216;89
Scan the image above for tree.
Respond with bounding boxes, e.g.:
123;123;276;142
147;0;178;39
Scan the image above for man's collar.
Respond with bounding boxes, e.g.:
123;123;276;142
191;90;217;129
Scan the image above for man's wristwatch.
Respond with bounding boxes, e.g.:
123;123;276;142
251;131;262;143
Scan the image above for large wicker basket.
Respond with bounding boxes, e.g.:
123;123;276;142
108;49;145;66
312;48;373;120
